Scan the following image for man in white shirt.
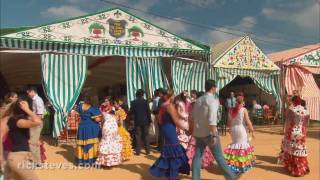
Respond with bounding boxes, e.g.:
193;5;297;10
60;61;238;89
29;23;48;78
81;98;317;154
27;86;45;165
252;99;262;113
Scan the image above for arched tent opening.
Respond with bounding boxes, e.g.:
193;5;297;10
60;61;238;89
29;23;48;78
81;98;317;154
220;76;276;108
0;8;210;138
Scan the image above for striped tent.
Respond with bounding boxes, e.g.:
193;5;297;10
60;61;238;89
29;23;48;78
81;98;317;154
210;36;281;110
269;44;320;120
171;60;208;94
41;53;87;137
126;57;169;105
0;8;210;137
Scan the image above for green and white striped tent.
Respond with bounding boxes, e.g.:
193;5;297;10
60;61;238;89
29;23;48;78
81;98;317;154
0;8;210;137
210;36;282;109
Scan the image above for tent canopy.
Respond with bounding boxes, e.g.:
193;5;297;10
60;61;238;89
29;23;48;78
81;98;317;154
268;44;320;74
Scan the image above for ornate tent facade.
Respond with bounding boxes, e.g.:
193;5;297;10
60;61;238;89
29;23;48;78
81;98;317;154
0;8;210;136
210;36;282;110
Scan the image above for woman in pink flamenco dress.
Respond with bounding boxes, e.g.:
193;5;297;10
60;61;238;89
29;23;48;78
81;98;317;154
173;92;191;149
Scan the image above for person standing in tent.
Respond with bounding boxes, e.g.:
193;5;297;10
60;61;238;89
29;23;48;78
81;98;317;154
114;100;133;160
26;87;45;165
191;80;238;180
226;92;236;111
75;92;102;166
224;95;256;174
130;89;151;156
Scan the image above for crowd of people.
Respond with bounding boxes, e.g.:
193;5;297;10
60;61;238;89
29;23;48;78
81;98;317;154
0;81;311;180
0;87;45;180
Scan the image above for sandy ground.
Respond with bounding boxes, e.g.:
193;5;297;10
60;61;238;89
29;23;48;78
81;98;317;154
35;126;319;180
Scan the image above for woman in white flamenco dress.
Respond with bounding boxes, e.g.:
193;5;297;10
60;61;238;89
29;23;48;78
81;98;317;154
95;112;123;167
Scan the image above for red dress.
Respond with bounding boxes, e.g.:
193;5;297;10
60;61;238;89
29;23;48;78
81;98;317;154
278;105;310;177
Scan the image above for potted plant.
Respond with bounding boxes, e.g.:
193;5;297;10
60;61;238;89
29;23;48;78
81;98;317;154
128;26;144;41
89;22;105;38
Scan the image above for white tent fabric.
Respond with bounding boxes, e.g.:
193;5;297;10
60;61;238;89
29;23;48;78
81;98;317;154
41;53;87;137
126;57;168;105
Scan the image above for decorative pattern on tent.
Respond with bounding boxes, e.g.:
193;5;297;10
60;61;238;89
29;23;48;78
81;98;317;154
41;53;87;137
286;48;320;67
214;36;279;70
1;8;204;51
126;57;168;105
285;66;320;120
0;38;207;58
212;68;281;109
211;36;281;110
171;60;207;94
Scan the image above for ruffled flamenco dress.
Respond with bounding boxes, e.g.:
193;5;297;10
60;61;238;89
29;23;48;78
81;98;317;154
224;143;255;173
75;104;102;165
95;113;123;166
115;108;133;161
224;107;255;174
186;136;215;168
149;111;190;179
278;105;310;177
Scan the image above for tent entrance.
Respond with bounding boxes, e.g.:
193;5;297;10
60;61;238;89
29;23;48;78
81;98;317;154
84;56;127;100
219;75;279;125
220;76;276;108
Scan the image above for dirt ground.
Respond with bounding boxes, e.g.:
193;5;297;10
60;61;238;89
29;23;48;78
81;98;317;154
35;126;319;180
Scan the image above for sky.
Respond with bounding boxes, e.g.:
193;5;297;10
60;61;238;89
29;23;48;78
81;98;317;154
0;0;319;53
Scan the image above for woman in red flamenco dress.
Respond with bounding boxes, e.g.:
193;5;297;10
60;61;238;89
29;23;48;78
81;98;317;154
278;96;310;177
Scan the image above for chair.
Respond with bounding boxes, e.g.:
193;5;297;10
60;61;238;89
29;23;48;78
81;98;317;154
57;110;80;145
252;109;263;125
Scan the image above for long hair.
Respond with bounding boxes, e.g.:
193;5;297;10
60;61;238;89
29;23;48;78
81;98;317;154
5;95;32;120
4;92;17;104
173;91;188;106
229;95;245;119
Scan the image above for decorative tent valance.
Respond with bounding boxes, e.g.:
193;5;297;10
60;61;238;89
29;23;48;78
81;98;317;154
1;8;210;58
